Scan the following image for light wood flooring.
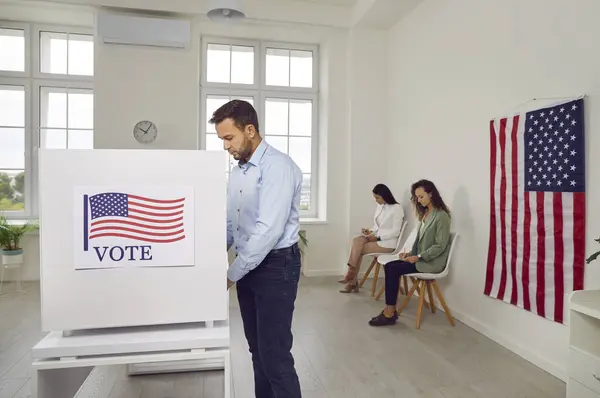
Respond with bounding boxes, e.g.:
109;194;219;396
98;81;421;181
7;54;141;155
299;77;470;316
0;277;565;397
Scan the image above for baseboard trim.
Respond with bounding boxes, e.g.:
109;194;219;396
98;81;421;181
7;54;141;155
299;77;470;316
449;307;567;382
302;269;342;277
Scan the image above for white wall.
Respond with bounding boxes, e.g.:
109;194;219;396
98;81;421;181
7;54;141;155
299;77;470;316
2;1;389;280
386;0;600;381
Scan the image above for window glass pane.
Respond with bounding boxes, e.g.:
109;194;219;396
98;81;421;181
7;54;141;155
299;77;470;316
68;129;93;149
0;128;25;169
265;135;288;155
300;173;311;211
0;170;24;212
205;133;229;172
206;44;230;83
289;137;311;173
0;86;25;127
41;128;67;149
41;89;67;128
0;28;25;72
290;50;313;88
68;92;94;129
68;34;94;76
40;31;67;74
231;45;254;85
265;98;288;136
266;48;290;86
289;100;312;137
40;31;93;76
206;95;230;133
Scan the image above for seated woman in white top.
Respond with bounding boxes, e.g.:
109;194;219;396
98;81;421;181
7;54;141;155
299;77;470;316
339;183;404;293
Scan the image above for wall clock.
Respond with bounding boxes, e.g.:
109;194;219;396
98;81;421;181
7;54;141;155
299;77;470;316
133;120;158;144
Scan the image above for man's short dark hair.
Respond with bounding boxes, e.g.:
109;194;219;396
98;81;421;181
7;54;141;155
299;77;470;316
209;99;260;134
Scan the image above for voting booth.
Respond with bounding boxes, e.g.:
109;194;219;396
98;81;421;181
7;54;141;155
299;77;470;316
31;149;232;398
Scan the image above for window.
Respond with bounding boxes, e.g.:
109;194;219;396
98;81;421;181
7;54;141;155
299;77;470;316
40;87;94;149
0;85;25;212
0;22;94;216
201;38;319;217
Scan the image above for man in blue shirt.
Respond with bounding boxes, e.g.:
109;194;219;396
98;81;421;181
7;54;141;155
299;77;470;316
209;100;303;398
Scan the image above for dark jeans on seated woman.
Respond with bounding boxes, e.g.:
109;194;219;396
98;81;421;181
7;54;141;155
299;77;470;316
384;260;420;306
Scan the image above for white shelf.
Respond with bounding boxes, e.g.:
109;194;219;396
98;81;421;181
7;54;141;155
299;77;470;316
571;290;600;319
32;321;229;360
568;290;600;398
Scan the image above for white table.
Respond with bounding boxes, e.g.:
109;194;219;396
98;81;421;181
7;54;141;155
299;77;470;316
31;321;231;398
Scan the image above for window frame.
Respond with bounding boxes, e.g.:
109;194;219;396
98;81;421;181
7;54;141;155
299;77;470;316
200;37;260;91
0;22;31;78
0;21;94;219
0;77;31;218
200;37;320;218
32;24;94;81
260;41;319;94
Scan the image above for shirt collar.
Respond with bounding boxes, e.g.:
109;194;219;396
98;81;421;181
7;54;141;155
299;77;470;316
241;140;269;167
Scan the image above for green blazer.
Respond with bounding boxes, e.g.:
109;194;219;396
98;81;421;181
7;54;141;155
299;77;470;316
410;209;451;273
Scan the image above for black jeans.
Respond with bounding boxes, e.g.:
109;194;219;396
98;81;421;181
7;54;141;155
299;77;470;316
384;260;419;306
236;243;302;398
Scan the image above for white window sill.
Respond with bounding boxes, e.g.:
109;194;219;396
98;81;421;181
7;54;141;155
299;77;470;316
300;218;328;225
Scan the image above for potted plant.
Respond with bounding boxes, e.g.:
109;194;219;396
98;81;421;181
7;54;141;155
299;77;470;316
587;237;600;264
0;215;38;263
298;230;308;273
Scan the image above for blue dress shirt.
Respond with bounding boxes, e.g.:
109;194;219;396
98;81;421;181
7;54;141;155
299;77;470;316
227;140;303;282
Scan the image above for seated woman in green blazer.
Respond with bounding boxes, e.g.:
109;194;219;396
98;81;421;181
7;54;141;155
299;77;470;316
369;179;451;327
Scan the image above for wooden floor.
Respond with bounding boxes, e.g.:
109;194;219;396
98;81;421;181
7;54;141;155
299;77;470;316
0;277;565;398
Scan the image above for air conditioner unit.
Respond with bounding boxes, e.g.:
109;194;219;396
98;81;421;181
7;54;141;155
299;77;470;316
97;11;191;49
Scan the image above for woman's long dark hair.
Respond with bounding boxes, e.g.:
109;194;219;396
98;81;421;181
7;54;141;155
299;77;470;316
372;183;398;205
411;179;450;221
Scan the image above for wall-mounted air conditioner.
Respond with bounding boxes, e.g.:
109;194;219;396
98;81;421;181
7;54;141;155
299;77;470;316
96;11;191;49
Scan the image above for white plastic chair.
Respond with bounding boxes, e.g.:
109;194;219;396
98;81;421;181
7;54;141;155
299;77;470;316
378;232;459;329
359;221;407;296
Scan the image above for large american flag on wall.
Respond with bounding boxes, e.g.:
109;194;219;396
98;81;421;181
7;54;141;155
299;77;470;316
484;97;586;324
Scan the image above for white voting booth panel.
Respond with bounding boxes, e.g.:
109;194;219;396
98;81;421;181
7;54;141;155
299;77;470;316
39;149;229;332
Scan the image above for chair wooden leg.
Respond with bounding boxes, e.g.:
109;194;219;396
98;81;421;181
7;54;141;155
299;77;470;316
413;278;431;310
415;280;426;329
397;279;418;314
431;281;454;326
359;258;377;288
426;281;436;313
375;284;384;301
402;276;409;298
370;262;380;297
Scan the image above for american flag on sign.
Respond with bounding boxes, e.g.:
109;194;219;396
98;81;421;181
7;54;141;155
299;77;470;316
83;192;186;251
484;97;586;324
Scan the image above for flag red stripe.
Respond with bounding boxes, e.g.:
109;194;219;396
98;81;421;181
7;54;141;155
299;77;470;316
129;215;183;224
497;118;508;300
536;191;546;318
88;233;185;243
510;115;519;306
128;194;185;204
522;192;531;311
484;120;498;296
90;219;183;230
553;193;564;323
129;200;184;211
573;192;586;290
90;225;183;237
128;208;184;218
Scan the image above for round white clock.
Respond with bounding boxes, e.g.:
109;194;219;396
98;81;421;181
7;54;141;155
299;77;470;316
133;120;158;144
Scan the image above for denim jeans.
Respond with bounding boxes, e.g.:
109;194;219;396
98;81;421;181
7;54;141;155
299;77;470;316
236;243;302;398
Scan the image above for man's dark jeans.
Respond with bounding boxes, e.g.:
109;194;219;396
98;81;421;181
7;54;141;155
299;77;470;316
236;243;302;398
